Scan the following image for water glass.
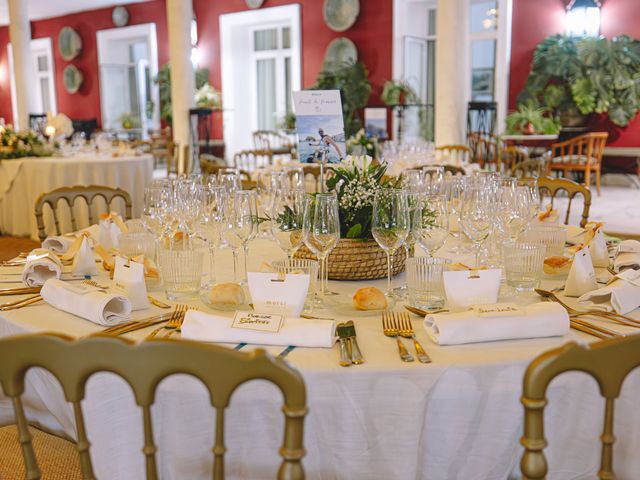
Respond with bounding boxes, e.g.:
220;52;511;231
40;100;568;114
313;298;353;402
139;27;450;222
271;258;319;313
407;257;451;310
119;232;156;259
158;247;204;300
502;242;546;292
524;225;566;256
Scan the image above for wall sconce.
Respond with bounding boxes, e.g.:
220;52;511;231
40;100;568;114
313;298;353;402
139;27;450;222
566;0;602;37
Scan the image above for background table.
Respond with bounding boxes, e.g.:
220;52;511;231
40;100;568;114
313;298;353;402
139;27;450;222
0;153;154;240
0;239;639;479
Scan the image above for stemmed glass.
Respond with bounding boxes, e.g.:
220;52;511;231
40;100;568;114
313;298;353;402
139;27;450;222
372;188;410;299
142;186;163;237
400;169;424;192
519;178;541;223
460;187;494;268
197;186;226;288
412;194;450;257
281;166;305;190
422;166;445;194
496;185;530;243
222;190;257;285
271;189;306;262
256;171;284;238
219;172;242;193
444;176;469;254
302;193;340;305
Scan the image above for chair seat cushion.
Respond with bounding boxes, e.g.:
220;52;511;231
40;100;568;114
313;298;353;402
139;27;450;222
549;154;598;166
0;425;81;479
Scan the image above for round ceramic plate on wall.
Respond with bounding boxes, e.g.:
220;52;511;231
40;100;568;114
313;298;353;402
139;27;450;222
245;0;265;8
323;0;360;32
63;65;83;94
58;27;82;61
323;37;358;70
112;6;129;27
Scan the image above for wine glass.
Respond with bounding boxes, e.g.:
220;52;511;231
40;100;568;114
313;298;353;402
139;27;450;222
197;186;226;288
412;194;449;257
460;187;494;268
302;193;340;304
256;171;284;238
222;190;257;285
422;166;444;194
281;166;305;190
142;186;163;237
519;178;541;223
400;169;424;192
496;185;530;243
219;172;242;193
444;176;470;254
271;189;306;262
372;188;410;299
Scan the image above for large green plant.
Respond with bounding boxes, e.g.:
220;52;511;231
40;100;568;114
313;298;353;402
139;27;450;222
505;104;560;135
154;63;211;123
518;34;640;127
313;61;372;137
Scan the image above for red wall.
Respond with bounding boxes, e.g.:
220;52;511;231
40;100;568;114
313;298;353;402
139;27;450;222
509;0;640;146
0;0;168;126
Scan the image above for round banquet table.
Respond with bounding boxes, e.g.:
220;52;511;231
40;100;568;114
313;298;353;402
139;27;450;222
0;153;154;240
0;238;639;479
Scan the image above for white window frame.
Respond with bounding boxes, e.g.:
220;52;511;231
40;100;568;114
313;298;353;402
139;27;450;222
8;37;57;124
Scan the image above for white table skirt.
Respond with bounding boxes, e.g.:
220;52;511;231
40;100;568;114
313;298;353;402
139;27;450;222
1;240;639;479
0;153;154;240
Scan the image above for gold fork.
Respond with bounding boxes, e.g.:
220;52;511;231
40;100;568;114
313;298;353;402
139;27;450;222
165;305;195;338
146;304;187;340
382;311;414;362
397;313;431;364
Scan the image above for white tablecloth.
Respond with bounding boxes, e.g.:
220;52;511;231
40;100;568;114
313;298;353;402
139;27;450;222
1;240;639;479
0;153;154;239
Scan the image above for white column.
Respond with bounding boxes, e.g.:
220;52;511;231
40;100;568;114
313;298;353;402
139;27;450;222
166;0;195;173
8;0;34;131
435;0;470;146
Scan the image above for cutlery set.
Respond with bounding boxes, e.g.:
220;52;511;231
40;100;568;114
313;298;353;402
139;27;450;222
336;321;364;366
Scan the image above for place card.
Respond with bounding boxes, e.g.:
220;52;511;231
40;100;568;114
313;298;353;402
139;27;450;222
564;247;597;297
61;282;103;296
112;256;149;311
617;269;640;288
231;311;283;334
443;268;501;309
471;303;525;317
247;271;310;317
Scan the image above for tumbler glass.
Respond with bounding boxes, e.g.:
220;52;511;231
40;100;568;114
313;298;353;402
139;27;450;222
406;257;451;310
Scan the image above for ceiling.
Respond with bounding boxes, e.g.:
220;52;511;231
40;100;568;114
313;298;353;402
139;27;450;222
0;0;153;26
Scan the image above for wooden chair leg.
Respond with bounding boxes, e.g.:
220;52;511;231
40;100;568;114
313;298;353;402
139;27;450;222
595;168;601;196
584;168;591;190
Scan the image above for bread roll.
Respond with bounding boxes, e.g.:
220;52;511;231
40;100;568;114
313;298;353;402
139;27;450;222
353;287;387;311
543;256;572;275
209;283;245;305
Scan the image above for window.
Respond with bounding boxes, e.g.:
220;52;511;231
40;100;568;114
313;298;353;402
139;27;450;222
470;0;498;101
251;24;293;131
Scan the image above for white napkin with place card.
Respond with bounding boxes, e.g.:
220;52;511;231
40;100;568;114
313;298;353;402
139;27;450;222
587;224;609;268
71;237;98;278
564;247;598;297
181;310;336;347
614;240;640;272
40;278;131;326
98;213;127;250
21;249;63;287
565;225;585;245
577;276;640;315
443;269;501;309
423;302;569;345
112;256;149;311
42;235;75;254
247;271;310;318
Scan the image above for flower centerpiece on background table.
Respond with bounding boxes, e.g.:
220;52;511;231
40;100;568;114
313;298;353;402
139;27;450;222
0;126;56;160
346;128;380;159
295;155;408;280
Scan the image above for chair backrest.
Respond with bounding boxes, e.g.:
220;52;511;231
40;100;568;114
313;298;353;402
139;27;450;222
513;158;545;179
149;127;172;169
200;153;227;175
435;145;472;166
233;149;273;172
501;146;529;175
301;165;336;192
253;130;294;151
0;333;307;480
536;176;591;228
521;334;640;479
441;164;466;177
35;185;133;241
550;132;608;167
467;132;501;168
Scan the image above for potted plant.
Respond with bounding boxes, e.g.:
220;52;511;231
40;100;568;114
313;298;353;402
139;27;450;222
381;80;420;106
154;63;211;123
505;104;561;135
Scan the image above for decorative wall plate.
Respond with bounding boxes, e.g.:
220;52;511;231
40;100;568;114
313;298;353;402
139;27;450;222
323;37;358;70
112;6;129;27
323;0;360;32
58;27;82;61
245;0;265;8
63;65;83;94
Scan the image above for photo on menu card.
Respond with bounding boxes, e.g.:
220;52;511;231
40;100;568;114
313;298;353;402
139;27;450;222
293;89;346;164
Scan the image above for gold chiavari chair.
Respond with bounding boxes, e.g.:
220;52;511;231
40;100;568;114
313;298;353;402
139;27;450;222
501;145;529;175
546;132;608;195
513;158;546;179
34;185;132;242
0;333;307;480
435;145;472;166
148;126;172;169
233;149;274;172
536;176;591;228
199;153;227;175
521;334;640;479
301;165;336;192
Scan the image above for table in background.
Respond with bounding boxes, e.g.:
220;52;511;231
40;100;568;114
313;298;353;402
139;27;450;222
0;239;639;479
0;153;154;240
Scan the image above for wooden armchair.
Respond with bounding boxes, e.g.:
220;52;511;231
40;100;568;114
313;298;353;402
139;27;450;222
546;132;608;195
536;176;591;227
34;185;132;241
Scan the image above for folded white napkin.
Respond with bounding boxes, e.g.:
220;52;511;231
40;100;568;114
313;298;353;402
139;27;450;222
566;225;585;245
181;310;336;347
40;279;131;326
578;279;640;315
42;235;75;254
614;240;640;272
22;249;62;287
71;237;98;278
423;302;569;345
564;247;598;297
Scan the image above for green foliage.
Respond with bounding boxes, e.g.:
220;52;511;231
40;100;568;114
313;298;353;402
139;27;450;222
346;128;380;158
154;63;211;123
278;111;296;131
380;80;420;105
505;104;561;135
519;34;640;127
0;127;55;160
313;61;372;137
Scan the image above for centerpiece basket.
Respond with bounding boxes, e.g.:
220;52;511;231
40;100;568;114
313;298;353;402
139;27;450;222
294;155;406;280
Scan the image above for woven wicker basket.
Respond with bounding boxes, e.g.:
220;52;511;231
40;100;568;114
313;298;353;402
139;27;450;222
295;238;406;280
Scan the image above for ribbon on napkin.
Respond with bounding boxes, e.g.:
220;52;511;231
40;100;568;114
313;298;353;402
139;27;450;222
181;310;336;348
98;212;128;250
41;278;131;326
423;302;569;345
22;249;62;287
537;204;559;223
584;222;608;268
